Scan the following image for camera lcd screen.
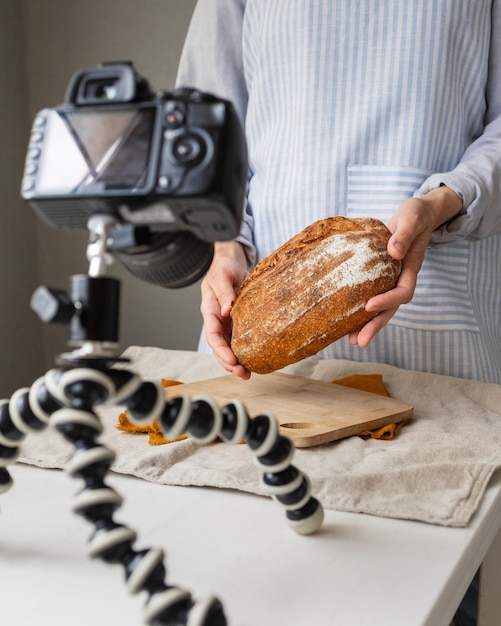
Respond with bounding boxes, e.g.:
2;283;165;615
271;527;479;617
34;106;156;196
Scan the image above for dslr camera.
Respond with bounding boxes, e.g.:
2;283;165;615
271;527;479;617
21;62;247;288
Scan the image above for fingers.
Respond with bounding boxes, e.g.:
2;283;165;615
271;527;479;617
352;286;410;347
204;317;252;379
199;243;250;378
201;268;238;317
386;198;430;260
387;233;407;260
209;343;251;379
202;301;251;379
366;264;417;314
202;279;236;319
350;253;420;347
206;336;251;379
349;307;398;347
350;199;434;348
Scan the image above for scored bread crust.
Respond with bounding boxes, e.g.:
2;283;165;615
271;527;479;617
230;216;401;374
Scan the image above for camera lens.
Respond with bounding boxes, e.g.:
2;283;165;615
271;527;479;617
114;231;214;289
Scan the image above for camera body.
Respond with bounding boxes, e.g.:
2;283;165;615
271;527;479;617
21;62;247;246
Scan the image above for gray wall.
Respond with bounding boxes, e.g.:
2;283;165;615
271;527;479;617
1;0;200;396
0;1;44;396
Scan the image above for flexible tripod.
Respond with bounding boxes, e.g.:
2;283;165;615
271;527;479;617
0;216;324;626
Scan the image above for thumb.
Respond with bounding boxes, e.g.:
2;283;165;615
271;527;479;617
386;197;432;261
387;233;407;260
213;281;240;317
386;212;418;260
220;294;236;317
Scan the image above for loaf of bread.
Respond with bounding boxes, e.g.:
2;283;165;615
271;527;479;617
230;216;401;374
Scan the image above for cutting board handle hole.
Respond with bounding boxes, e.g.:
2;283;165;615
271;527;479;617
281;422;314;430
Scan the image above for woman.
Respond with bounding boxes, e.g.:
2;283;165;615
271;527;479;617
176;3;501;623
177;0;501;387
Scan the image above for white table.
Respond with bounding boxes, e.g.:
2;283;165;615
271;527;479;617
1;462;500;626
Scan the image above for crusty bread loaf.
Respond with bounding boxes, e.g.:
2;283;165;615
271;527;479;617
230;216;401;374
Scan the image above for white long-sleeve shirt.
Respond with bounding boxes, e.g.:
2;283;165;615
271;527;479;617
177;0;501;384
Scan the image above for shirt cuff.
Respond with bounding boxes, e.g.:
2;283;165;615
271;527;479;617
415;173;480;244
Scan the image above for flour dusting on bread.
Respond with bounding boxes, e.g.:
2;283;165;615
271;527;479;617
230;216;401;374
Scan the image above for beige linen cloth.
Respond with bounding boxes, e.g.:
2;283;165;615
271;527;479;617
18;345;501;527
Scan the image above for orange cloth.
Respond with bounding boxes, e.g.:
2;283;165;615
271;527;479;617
331;374;408;439
116;380;189;445
117;373;407;445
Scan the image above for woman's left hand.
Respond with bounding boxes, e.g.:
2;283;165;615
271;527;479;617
349;186;463;347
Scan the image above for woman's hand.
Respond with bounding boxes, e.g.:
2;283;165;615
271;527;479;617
200;240;251;378
349;185;463;347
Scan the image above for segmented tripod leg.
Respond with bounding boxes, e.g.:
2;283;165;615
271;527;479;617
0;376;60;497
121;378;324;535
51;367;227;626
1;363;325;626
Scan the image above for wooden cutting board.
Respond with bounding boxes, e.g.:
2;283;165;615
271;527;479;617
164;372;413;448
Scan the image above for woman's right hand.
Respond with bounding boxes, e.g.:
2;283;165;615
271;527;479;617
200;240;251;379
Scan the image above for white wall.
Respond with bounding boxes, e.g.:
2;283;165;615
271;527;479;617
9;0;201;382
